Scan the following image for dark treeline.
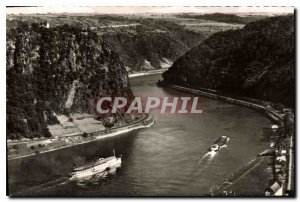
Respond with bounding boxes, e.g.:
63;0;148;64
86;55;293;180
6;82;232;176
163;15;295;107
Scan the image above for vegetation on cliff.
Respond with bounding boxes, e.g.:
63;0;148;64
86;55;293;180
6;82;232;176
163;15;295;107
7;22;132;139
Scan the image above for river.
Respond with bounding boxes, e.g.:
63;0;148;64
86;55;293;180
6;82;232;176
8;73;272;196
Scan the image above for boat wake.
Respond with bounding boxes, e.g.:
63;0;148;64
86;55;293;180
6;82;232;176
14;167;120;195
14;176;69;196
196;151;217;175
75;167;118;187
14;165;121;195
199;151;217;165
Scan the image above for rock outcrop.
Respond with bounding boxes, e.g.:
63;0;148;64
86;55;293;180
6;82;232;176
7;23;132;139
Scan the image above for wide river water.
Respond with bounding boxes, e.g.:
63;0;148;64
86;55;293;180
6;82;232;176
8;73;272;196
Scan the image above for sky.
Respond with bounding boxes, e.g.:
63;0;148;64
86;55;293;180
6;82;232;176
6;6;294;15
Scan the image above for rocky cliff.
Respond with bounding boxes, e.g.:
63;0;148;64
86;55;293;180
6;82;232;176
7;22;132;139
163;15;295;107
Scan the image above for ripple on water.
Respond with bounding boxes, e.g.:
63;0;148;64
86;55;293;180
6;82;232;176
8;74;272;196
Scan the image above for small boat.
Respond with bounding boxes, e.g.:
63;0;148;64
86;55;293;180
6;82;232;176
69;150;121;180
210;136;230;151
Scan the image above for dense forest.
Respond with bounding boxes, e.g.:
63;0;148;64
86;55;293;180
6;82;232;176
7;22;132;139
163;15;295;107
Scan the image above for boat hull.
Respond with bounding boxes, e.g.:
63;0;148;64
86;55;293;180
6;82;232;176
70;157;121;180
209;136;230;151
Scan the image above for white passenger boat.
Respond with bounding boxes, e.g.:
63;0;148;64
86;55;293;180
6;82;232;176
69;151;121;180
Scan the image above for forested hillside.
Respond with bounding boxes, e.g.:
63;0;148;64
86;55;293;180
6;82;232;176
102;19;204;71
163;15;295;107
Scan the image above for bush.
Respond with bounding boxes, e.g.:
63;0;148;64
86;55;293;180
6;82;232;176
47;113;60;125
82;132;88;138
43;128;52;138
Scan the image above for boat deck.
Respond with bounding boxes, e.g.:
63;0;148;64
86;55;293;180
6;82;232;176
73;156;116;171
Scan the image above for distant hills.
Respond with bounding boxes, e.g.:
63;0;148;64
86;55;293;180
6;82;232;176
176;13;267;24
101;18;206;71
163;15;295;107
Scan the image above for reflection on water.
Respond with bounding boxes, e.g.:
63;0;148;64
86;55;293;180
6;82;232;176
8;74;272;196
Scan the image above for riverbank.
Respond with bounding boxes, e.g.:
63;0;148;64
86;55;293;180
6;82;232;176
157;81;294;196
210;156;273;196
8;114;155;161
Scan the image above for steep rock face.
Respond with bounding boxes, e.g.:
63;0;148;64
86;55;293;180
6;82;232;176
163;15;295;107
7;23;132;139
